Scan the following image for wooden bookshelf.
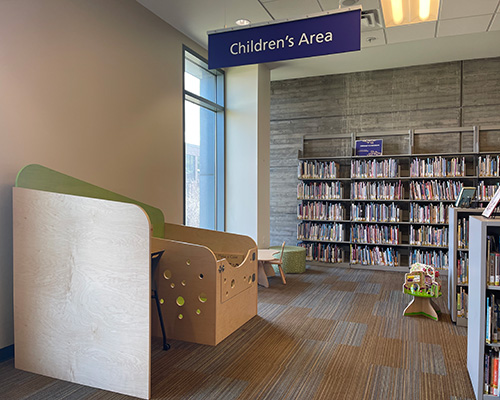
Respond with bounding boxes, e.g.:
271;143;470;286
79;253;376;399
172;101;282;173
297;125;500;272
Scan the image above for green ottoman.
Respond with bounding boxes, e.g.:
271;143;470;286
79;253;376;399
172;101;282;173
269;245;306;274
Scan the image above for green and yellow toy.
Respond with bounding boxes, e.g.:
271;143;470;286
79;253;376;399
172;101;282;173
403;263;442;321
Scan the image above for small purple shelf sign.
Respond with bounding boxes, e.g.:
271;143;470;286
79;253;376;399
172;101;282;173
355;139;383;156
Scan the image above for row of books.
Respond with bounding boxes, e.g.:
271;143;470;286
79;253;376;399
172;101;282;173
297;182;344;200
457;287;468;319
409;156;466;178
409;180;462;201
409;202;448;224
477;181;500;201
486;293;500;344
409;249;449;270
350;224;401;245
487;251;500;286
484;348;500;396
409;225;449;247
351;202;401;223
350;245;400;266
351;158;399;178
479;155;500;177
457;252;469;284
299;242;344;263
457;218;470;249
297;222;345;242
350;180;404;201
297;202;345;221
298;160;340;179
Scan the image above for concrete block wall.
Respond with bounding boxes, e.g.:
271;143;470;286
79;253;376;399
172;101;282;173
269;57;500;247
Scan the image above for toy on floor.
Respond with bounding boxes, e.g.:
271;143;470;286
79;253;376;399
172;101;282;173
403;263;442;321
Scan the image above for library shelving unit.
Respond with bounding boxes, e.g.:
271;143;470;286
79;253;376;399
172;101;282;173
467;215;500;400
297;125;500;273
448;207;486;326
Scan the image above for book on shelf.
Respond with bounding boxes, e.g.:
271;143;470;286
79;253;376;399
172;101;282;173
457;252;469;284
297;202;345;221
299;242;344;263
351;180;404;200
409;180;463;201
350;244;400;267
351;158;399;178
297;222;345;242
297;181;344;200
477;181;500;201
486;293;500;345
479;155;500;178
410;248;448;269
351;202;401;223
410;202;448;224
410;156;466;178
409;225;449;247
457;287;468;318
485;348;500;395
298;160;339;179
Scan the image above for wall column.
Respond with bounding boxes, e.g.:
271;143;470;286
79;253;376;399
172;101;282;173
226;64;270;247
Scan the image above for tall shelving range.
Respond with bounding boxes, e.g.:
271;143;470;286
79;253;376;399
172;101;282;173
297;125;500;273
467;216;500;400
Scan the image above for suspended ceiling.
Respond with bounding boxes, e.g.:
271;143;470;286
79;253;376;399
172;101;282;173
137;0;500;80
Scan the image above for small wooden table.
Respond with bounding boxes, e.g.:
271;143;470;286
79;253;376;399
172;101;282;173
257;249;279;288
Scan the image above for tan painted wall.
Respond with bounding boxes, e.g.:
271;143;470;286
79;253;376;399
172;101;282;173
0;0;206;349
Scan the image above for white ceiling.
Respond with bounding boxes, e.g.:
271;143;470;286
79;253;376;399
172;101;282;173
137;0;500;80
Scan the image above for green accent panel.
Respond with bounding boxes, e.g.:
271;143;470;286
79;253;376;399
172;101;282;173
16;164;165;238
404;312;439;321
269;245;306;274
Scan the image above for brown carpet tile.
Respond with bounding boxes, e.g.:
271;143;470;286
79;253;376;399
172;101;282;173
0;264;474;399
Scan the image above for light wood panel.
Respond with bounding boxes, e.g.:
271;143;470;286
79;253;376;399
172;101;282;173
163;222;256;255
151;236;258;346
13;188;151;399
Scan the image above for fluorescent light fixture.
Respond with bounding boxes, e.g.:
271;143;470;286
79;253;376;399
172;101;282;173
235;19;251;26
381;0;440;28
392;0;404;25
419;0;431;20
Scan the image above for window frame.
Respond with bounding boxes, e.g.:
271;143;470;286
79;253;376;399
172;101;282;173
182;46;225;231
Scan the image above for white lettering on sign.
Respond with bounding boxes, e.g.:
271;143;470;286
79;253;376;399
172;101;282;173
229;32;332;56
298;31;333;46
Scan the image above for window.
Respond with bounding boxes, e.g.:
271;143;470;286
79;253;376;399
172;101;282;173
183;48;224;230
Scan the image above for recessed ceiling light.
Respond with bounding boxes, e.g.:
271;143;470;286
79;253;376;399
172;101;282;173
235;19;251;26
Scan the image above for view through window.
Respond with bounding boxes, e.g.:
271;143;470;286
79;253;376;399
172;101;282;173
183;48;224;230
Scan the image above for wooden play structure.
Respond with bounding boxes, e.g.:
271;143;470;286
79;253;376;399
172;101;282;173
12;164;258;399
403;263;442;321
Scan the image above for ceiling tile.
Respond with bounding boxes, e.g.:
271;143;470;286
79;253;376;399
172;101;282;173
361;28;386;46
490;12;500;30
319;0;380;12
437;15;493;37
386;21;436;44
440;0;499;20
262;0;323;20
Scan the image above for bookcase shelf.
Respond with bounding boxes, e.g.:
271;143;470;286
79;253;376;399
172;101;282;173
467;216;500;399
297;125;500;272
